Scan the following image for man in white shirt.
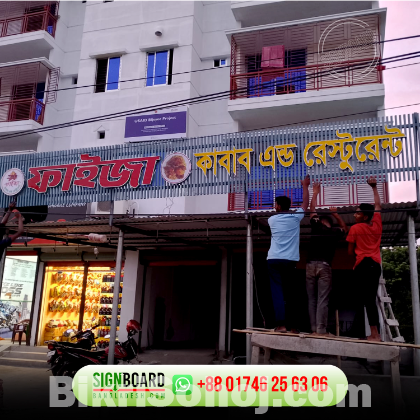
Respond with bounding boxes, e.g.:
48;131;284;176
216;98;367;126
267;176;310;333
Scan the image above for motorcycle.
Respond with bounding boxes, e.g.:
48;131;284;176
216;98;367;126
52;320;141;378
46;324;99;376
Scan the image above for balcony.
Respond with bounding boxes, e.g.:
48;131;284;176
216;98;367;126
231;1;376;28
0;2;59;63
0;60;59;151
227;11;385;129
0;1;58;38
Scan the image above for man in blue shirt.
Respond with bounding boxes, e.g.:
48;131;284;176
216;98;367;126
267;176;310;333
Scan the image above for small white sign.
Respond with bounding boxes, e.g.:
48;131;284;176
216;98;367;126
1;168;25;196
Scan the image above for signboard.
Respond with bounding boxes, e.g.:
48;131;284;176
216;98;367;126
0;257;37;335
124;106;188;142
0;113;417;208
1;168;25;196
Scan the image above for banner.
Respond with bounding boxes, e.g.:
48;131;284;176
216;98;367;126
124;106;188;142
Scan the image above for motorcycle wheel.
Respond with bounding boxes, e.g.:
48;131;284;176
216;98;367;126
57;365;77;378
8;325;13;331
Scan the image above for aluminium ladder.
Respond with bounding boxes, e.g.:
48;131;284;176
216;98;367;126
377;276;405;343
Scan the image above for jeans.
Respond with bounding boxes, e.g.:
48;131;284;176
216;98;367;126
267;259;299;328
306;261;332;334
352;257;382;336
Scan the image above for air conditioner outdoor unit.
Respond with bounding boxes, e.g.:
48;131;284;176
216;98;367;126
95;201;112;214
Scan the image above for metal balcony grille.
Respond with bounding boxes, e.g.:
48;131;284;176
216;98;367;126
0;1;59;39
230;14;382;100
0;62;59;125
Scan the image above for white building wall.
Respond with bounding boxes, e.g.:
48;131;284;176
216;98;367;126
0;1;384;214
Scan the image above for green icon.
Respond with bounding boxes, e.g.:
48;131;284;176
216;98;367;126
172;375;193;395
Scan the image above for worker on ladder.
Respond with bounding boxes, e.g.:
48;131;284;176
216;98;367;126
347;176;383;342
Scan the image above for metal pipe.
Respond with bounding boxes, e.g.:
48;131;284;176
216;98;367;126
78;259;89;332
407;215;420;375
108;229;124;365
246;216;253;364
413;113;420;209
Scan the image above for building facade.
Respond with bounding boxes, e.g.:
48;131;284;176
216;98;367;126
0;2;400;354
0;1;388;214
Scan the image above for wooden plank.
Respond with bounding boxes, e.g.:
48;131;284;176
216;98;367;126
250;333;400;361
234;329;420;349
263;347;270;364
251;345;259;365
390;360;405;412
386;319;399;327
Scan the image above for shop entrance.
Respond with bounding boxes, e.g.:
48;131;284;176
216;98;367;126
143;263;220;349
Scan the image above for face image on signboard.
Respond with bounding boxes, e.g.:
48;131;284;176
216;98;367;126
161;153;192;184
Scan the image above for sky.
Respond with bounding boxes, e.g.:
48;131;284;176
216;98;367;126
380;1;420;203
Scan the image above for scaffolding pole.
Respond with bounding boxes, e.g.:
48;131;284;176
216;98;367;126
407;214;420;375
246;217;254;364
108;229;124;365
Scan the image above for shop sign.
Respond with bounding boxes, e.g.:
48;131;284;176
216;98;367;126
0;168;25;196
19;126;406;194
27;154;160;194
124;106;188;142
195;126;405;176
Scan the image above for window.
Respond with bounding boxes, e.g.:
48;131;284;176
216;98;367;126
72;77;78;85
98;131;105;139
146;50;173;87
214;58;227;68
95;57;121;93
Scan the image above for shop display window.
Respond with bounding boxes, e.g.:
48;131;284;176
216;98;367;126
0;255;38;339
38;264;123;346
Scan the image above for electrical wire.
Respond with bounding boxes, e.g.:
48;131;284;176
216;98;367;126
0;33;418;100
0;51;419;143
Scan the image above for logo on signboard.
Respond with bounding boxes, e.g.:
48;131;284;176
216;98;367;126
1;168;25;196
318;18;380;82
161;153;192;184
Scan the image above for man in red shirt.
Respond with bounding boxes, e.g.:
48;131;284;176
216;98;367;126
347;176;382;342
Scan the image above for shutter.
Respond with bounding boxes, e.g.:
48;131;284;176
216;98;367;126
95;59;108;93
355;182;386;205
228;193;245;211
45;67;60;103
323;185;351;206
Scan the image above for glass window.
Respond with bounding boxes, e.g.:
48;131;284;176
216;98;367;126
146;50;172;86
95;57;121;93
214;58;227;68
107;57;120;91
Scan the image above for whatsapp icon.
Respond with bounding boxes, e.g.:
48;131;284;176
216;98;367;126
172;375;193;395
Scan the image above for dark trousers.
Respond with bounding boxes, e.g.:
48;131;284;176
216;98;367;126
353;257;382;336
267;259;299;328
306;261;332;334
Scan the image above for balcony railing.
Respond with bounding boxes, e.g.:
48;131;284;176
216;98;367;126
0;3;58;39
0;99;45;125
230;58;383;100
229;13;382;100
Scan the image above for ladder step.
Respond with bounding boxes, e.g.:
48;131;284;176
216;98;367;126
380;296;392;303
392;336;405;343
386;319;399;327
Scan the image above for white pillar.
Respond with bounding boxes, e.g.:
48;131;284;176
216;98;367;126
108;229;124;365
218;248;228;357
118;250;144;342
407;215;420;375
140;268;153;348
246;218;254;364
